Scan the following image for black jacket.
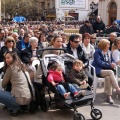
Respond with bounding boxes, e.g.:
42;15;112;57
0;46;20;62
79;24;94;34
21;46;33;64
66;43;89;68
92;21;105;33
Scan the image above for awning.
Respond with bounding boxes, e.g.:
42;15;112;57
65;15;74;18
46;14;56;18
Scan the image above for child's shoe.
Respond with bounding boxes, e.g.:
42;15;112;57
64;92;70;99
74;91;81;97
81;90;86;96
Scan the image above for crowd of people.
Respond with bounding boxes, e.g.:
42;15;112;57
0;15;120;116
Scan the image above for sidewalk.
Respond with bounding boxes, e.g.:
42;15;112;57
0;87;120;120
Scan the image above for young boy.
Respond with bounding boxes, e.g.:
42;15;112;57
69;59;88;90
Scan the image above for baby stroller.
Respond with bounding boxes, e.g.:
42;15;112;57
38;48;102;120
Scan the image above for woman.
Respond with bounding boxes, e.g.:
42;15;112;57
0;51;32;115
42;35;65;57
92;39;120;104
38;33;49;49
35;36;65;83
90;34;97;49
112;37;120;64
80;33;95;60
21;37;39;81
0;36;20;62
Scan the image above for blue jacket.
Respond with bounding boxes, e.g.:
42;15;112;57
92;48;114;75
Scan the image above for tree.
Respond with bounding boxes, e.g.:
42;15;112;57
1;0;43;20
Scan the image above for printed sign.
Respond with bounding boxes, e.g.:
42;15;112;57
60;0;86;8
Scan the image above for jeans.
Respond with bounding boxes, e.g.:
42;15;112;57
56;83;78;96
0;90;21;112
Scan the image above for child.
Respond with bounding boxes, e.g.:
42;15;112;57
69;59;88;90
47;62;85;99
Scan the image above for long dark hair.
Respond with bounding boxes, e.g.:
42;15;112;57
4;51;27;72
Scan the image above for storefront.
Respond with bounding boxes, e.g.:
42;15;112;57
46;14;56;21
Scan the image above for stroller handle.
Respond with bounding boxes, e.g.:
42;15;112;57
37;48;67;58
37;48;67;51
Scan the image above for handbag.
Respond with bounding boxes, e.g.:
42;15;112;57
23;71;38;113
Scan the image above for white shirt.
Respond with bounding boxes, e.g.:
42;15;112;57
112;49;120;63
71;47;78;59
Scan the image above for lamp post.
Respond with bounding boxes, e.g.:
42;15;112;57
90;1;96;23
90;1;96;13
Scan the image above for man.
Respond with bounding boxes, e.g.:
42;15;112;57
12;32;19;42
107;22;120;36
92;16;105;34
0;29;5;50
61;33;67;47
18;29;25;40
66;34;93;87
66;34;89;67
16;33;31;52
108;32;117;51
79;20;94;35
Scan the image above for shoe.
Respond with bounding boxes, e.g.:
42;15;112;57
81;90;86;96
64;92;70;99
107;96;114;104
3;106;7;110
9;109;21;116
116;88;120;94
74;91;82;97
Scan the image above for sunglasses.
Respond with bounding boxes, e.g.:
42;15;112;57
73;41;80;43
91;38;96;39
7;40;14;43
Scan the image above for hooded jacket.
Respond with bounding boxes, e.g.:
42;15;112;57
47;70;64;83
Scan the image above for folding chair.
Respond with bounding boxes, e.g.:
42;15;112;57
88;60;118;101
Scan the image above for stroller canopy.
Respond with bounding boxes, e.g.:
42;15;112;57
13;16;26;22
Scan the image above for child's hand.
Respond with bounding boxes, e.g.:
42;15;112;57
83;80;86;84
51;81;56;86
79;81;84;85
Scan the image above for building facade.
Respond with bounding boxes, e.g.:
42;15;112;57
55;0;98;21
98;0;120;26
0;0;1;21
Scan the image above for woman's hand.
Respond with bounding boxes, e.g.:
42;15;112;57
111;63;116;69
31;57;38;62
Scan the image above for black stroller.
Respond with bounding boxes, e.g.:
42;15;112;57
38;48;102;120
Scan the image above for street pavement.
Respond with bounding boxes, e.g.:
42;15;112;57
0;87;120;120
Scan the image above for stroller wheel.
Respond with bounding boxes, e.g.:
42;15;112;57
41;98;49;112
73;113;85;120
90;108;102;120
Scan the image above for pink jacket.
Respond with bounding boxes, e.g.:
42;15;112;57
47;70;64;83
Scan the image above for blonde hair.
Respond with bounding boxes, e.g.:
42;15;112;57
73;59;84;67
4;36;16;48
98;39;110;50
90;34;96;39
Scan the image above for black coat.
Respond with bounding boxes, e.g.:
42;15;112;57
21;46;33;64
66;43;89;68
92;21;105;33
79;24;94;35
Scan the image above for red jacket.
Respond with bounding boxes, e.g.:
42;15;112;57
47;70;64;83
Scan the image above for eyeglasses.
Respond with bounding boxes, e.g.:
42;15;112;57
73;41;80;43
91;38;96;39
7;40;14;43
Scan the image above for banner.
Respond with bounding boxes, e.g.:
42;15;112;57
60;0;86;8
